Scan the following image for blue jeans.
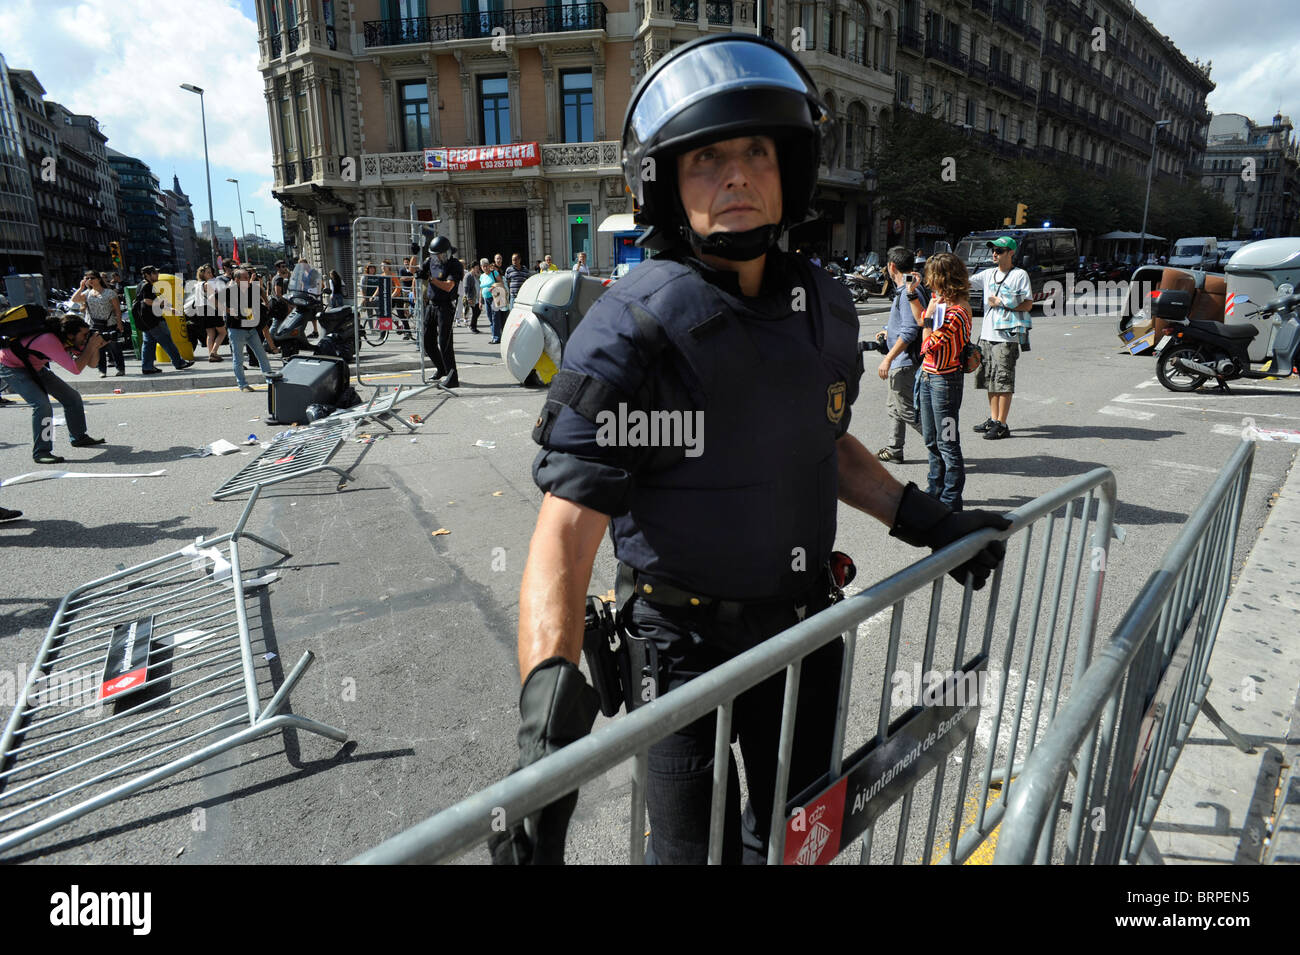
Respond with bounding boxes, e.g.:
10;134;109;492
917;369;965;510
0;364;90;457
139;321;186;371
227;327;273;388
489;306;505;342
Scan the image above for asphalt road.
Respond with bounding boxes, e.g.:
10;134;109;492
0;300;1296;865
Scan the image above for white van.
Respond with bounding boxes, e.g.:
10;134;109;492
1169;236;1219;269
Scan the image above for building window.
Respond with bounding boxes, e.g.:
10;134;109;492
560;70;594;143
800;4;816;49
399;81;431;151
280;86;297;161
295;84;310;160
331;70;347;154
479;75;510;145
986;108;994;133
923;85;933;114
568;202;591;261
966;96;976;127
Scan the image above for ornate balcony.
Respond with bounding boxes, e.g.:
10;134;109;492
287;26;300;50
357;141;621;186
972;0;991;15
363;4;607;47
705;0;732;25
898;26;923;56
270;33;282;57
925;37;968;73
672;0;697;21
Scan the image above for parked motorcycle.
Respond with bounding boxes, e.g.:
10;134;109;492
1154;285;1300;392
271;290;357;363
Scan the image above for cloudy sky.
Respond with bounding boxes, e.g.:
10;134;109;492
0;0;1294;252
0;0;279;245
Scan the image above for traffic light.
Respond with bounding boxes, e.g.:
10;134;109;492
109;241;122;269
1014;203;1028;227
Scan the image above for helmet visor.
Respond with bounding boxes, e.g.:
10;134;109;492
627;39;816;146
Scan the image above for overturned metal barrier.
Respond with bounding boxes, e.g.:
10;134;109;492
320;383;434;434
352;468;1119;864
212;418;359;501
0;488;349;857
995;440;1255;865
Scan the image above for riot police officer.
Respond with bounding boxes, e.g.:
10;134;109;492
491;33;1012;865
418;232;464;387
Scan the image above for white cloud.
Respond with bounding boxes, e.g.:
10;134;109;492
1;0;270;174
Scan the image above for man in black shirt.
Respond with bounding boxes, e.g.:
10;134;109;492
418;235;465;387
135;266;194;374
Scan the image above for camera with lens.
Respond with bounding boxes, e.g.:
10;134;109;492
858;337;888;355
92;326;120;344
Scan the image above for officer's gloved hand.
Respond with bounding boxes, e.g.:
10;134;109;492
488;657;600;865
889;483;1013;590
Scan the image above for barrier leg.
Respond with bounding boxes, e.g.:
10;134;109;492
1198;695;1255;755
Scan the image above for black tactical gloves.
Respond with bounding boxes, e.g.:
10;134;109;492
488;657;600;865
889;483;1013;590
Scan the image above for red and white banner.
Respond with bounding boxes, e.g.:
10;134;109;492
424;142;541;172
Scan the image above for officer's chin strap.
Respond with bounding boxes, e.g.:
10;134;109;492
685;222;783;262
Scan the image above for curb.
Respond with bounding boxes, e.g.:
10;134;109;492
1265;682;1300;864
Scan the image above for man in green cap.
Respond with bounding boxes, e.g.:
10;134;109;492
969;236;1032;440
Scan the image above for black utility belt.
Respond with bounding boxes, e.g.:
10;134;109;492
628;567;843;622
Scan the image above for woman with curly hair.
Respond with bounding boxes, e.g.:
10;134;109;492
907;251;972;510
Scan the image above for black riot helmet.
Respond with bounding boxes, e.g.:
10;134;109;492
621;33;835;260
423;232;454;263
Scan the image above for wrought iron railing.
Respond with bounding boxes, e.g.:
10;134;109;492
270;33;283;57
672;0;697;21
363;4;607;47
287;25;300;50
925;37;968;71
898;26;923;54
705;0;732;25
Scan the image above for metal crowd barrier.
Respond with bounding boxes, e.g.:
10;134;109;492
350;215;441;388
0;488;349;856
995;440;1255;865
212;418;359;501
352;467;1119;864
316;383;435;434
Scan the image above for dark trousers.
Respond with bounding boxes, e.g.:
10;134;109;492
95;336;125;374
626;591;842;864
917;369;965;509
469;303;482;332
424;301;457;380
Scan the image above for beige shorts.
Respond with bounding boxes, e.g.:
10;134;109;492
975;341;1020;393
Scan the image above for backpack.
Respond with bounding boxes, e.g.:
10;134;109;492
1;303;62;391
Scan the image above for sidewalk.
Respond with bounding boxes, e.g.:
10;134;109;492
1150;445;1300;863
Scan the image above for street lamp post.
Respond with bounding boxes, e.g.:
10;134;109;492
1139;119;1172;263
180;83;217;270
248;211;261;267
226;178;247;268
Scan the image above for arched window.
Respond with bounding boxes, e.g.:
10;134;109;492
846;101;869;168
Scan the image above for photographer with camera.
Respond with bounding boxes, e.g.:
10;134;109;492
1;310;107;464
872;247;928;464
71;271;125;377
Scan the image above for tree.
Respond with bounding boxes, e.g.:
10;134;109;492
872;111;1010;240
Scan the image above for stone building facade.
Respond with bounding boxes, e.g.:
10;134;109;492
257;0;1213;274
1200;112;1300;240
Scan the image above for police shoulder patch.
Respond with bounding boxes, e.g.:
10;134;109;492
826;381;847;424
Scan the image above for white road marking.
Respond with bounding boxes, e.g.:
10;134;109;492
1109;392;1300;422
1098;405;1155;420
1150;459;1222;475
1134;379;1160;389
1212;424;1248;437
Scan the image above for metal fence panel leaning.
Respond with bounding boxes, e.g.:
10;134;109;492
350;215;436;387
0;488;350;857
211;418;359;501
995;440;1256;865
351;467;1119;865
